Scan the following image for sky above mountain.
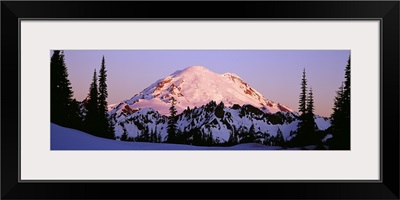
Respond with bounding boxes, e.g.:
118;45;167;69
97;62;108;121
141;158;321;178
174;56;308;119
55;50;350;117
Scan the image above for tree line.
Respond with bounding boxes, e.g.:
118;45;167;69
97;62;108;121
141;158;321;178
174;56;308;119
51;51;114;139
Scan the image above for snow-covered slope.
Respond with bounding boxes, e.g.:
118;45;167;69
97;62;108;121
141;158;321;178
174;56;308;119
111;101;330;144
109;66;292;116
51;123;284;150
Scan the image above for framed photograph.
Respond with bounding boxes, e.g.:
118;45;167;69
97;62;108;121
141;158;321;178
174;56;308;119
2;1;399;199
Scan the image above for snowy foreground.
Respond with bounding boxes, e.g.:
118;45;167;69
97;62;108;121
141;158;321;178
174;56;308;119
51;123;310;150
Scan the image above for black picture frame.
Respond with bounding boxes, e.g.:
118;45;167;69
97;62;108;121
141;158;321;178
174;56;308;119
1;1;399;199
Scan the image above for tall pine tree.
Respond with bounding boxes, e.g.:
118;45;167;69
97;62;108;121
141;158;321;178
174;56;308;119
306;87;314;117
331;83;344;130
294;69;319;146
330;55;351;149
305;87;318;144
306;87;317;131
298;68;307;116
84;69;99;136
342;56;351;138
50;50;81;129
98;56;114;139
166;97;178;143
295;68;308;146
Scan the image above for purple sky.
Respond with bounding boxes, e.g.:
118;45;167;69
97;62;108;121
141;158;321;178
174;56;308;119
55;50;350;117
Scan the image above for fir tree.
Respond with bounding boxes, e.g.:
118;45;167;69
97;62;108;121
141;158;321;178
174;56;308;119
142;129;150;142
150;129;155;143
166;97;178;143
107;117;116;139
157;132;162;143
207;132;214;146
275;127;285;147
295;69;319;146
342;56;351;138
84;69;99;136
69;98;84;130
306;87;314;118
192;128;202;145
121;129;128;141
332;83;344;119
51;50;81;128
305;87;318;144
98;56;114;139
306;87;317;132
228;132;238;145
343;56;351;105
298;68;307;116
240;125;256;144
248;124;256;142
295;68;308;146
330;55;351;149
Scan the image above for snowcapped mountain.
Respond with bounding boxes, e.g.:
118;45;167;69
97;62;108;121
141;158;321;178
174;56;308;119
105;66;330;145
109;66;292;116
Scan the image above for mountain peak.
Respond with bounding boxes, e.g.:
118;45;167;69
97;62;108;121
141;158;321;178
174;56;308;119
171;65;211;76
185;65;207;70
112;66;293;116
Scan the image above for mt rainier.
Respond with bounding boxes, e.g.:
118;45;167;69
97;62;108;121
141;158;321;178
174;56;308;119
106;66;330;143
109;66;292;116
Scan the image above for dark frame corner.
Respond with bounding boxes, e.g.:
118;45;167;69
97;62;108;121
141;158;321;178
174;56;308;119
1;1;399;199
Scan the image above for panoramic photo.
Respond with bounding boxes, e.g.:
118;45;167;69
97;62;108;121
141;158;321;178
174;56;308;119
50;50;350;150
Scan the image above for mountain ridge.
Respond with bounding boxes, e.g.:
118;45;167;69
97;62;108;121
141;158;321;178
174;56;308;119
109;66;293;116
109;100;330;144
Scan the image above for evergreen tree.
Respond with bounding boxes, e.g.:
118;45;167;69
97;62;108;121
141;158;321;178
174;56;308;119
84;69;99;136
295;68;308;146
248;124;256;142
298;68;307;116
305;87;318;144
107;117;116;139
69;98;84;130
166;97;178;143
275;127;285;147
142;129;150;142
157;133;162;143
330;55;351;149
51;50;81;128
330;83;344;142
269;136;276;146
343;56;351;105
294;69;319;146
121;129;128;141
201;131;207;146
98;56;114;139
192;128;202;145
306;87;315;118
228;131;238;145
240;125;256;144
342;56;351;138
150;129;155;143
332;83;344;120
306;87;317;132
207;132;214;146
